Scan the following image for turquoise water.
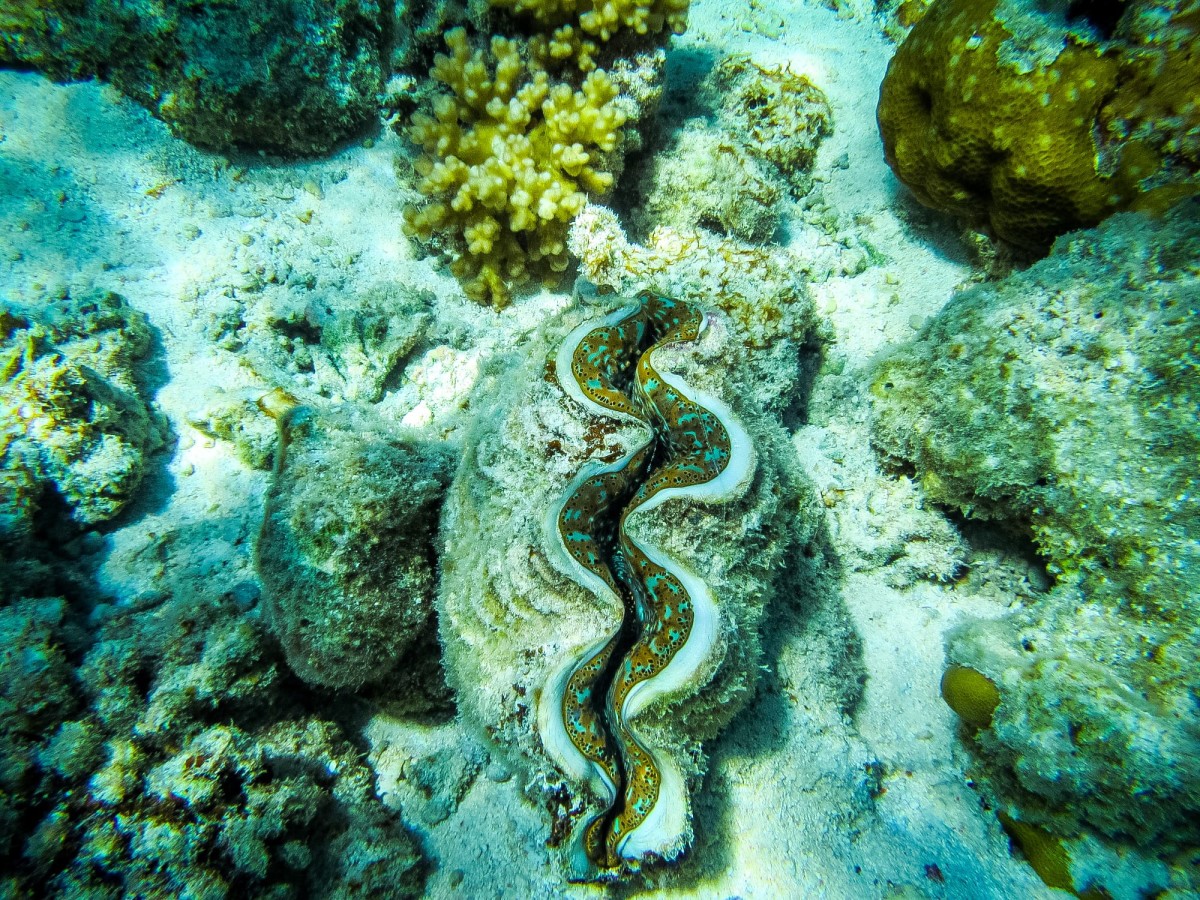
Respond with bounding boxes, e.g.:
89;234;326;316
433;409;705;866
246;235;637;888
1;0;1197;896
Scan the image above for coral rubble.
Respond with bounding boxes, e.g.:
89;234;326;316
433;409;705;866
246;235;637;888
877;0;1200;249
437;286;819;877
871;201;1200;895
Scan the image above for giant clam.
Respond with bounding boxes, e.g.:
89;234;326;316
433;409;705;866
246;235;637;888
437;287;817;878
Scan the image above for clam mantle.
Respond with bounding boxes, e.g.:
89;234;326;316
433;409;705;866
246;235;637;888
437;288;819;878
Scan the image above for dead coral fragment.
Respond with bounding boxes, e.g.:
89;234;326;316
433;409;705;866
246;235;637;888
404;28;626;307
0;291;165;538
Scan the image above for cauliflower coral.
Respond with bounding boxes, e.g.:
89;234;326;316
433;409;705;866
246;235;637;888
404;28;626;307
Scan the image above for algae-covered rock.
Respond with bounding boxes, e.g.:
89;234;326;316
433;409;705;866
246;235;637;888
437;287;820;877
871;200;1200;891
257;403;454;690
0;0;386;156
0;291;166;548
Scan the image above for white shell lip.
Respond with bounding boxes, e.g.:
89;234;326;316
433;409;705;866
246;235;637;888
536;634;618;803
616;745;688;862
554;301;644;423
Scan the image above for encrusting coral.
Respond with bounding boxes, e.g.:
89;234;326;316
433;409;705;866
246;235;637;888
404;28;628;307
877;0;1200;249
437;284;820;877
871;200;1200;896
257;402;454;690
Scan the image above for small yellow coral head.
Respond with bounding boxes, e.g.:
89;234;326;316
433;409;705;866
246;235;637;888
996;812;1077;894
940;663;1000;729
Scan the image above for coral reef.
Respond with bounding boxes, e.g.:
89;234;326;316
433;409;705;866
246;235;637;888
403;28;628;307
871;201;1200;894
437;286;819;877
257;402;454;690
0;0;386;155
1;291;166;548
877;0;1200;249
0;577;429;897
633;55;832;243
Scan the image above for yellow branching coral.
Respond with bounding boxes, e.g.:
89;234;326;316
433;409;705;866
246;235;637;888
490;0;690;70
404;28;626;307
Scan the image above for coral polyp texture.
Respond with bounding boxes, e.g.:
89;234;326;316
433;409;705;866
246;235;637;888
876;0;1200;250
437;288;817;877
871;201;1200;894
404;28;627;308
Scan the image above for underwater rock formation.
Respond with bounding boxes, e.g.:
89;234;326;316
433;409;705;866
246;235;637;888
871;201;1200;895
1;291;166;553
0;0;385;155
438;287;819;877
258;403;454;690
877;0;1200;249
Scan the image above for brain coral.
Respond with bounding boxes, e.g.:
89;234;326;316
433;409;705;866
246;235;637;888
876;0;1200;249
871;200;1200;888
437;287;818;877
404;28;627;308
257;403;453;690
